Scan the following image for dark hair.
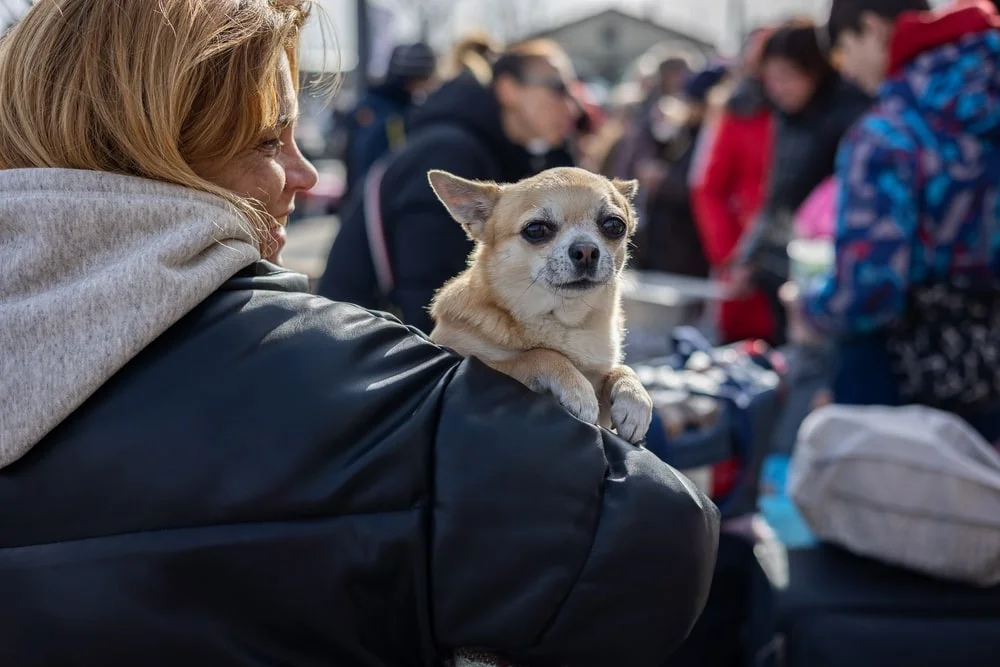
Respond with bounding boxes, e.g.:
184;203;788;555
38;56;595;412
827;0;931;43
491;39;568;85
385;42;436;84
761;19;836;83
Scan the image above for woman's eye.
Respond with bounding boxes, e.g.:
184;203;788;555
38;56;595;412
258;138;282;154
521;221;553;243
600;217;627;239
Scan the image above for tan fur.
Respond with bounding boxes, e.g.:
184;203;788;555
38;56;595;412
427;166;653;443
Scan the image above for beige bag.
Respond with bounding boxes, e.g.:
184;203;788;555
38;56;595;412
789;404;1000;587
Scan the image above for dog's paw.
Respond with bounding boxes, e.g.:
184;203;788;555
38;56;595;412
609;373;653;444
549;377;601;425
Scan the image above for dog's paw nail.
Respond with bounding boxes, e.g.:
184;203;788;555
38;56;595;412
557;390;600;425
574;401;601;425
611;390;653;445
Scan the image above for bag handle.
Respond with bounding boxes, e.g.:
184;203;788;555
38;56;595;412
363;159;394;297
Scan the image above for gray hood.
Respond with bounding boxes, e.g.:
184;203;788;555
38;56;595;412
0;169;261;469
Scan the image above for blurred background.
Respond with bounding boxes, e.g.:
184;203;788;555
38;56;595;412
293;0;836;159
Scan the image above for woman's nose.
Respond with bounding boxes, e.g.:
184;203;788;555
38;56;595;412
287;143;319;193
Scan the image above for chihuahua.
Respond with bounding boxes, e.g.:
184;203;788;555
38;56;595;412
426;167;653;444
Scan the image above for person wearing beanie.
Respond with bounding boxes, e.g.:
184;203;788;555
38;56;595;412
631;65;727;280
342;42;438;198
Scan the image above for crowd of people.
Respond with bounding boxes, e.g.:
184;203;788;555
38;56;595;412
320;15;872;349
5;0;1000;665
322;0;1000;442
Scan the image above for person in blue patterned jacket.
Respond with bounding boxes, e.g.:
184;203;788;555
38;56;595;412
795;0;1000;436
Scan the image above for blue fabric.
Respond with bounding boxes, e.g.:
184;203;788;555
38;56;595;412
831;335;902;407
759;455;817;548
644;410;672;462
806;29;1000;335
344;88;409;195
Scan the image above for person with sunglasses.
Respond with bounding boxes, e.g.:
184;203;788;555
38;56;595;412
319;39;583;333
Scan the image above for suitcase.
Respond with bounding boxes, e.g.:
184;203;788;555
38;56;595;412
753;544;1000;667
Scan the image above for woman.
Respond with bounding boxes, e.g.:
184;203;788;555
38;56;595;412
733;18;870;344
0;2;718;666
690;29;777;345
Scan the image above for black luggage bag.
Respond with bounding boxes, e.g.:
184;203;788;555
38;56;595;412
754;544;1000;667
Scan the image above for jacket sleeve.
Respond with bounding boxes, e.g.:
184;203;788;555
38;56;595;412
432;359;720;667
691;112;747;267
804;113;918;334
382;129;496;333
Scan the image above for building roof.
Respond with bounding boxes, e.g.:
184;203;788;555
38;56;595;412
526;8;715;51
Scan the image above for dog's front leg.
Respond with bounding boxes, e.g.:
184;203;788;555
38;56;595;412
489;349;600;425
601;365;653;444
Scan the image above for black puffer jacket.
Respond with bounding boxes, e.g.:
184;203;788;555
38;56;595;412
740;76;871;284
0;263;719;667
318;74;573;333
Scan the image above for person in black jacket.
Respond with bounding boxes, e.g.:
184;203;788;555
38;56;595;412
732;18;871;343
0;3;719;667
317;39;582;333
341;42;437;199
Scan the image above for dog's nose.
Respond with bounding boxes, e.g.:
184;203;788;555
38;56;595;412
569;242;600;273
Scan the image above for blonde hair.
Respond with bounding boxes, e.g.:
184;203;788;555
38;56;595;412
441;31;501;85
0;0;313;241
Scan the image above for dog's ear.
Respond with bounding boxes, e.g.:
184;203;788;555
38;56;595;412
428;170;501;240
611;178;640;203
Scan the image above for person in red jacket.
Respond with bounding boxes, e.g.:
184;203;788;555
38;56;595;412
691;28;776;344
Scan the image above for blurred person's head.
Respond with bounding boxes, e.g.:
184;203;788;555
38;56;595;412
683;65;729;124
760;19;837;113
0;0;320;262
633;44;701;97
384;42;438;98
442;31;501;85
491;39;580;150
658;56;694;96
827;0;931;94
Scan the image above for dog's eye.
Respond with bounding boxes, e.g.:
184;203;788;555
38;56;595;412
600;217;627;239
521;221;553;243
